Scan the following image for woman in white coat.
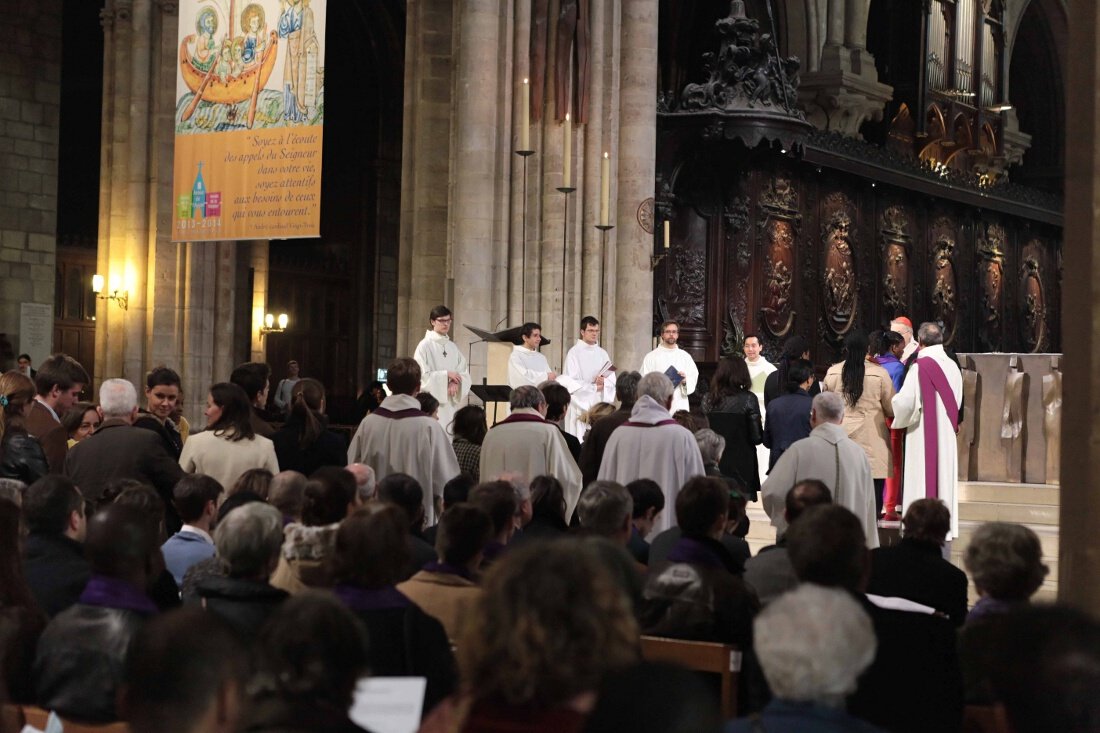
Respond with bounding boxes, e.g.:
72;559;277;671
180;382;279;490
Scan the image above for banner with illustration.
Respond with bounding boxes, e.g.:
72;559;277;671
172;0;326;242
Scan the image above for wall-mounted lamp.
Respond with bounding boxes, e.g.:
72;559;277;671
651;219;670;270
260;312;289;336
91;273;128;311
985;103;1013;113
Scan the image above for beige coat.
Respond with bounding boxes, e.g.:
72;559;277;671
823;360;895;478
397;569;482;643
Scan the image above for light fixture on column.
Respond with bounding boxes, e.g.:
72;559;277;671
91;273;129;311
260;312;289;336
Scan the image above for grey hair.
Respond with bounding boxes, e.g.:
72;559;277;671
636;372;674;403
345;463;376;501
754;583;876;705
510;385;546;410
214;502;285;579
812;391;845;423
964;522;1049;601
576;480;633;537
917;321;944;346
615;371;642;404
0;478;26;506
99;378;138;418
268;471;307;518
694;428;727;464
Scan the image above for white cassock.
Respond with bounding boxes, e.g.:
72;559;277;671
347;393;460;526
558;340;617;441
479;408;583;521
508;345;552;388
640;345;699;414
597;395;706;533
413;329;471;436
891;344;963;540
746;357;777;487
760;422;879;548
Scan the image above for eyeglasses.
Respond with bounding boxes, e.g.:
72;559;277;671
433;318;453;324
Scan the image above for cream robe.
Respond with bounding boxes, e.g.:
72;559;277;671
760;422;880;548
347;393;460;526
640;345;699;414
413;329;471;436
597;395;706;533
559;340;617;440
747;356;777;487
891;344;963;540
508;345;552;388
479;408;583;521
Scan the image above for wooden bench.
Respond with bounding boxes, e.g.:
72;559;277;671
640;635;742;718
16;705;130;733
961;704;1010;733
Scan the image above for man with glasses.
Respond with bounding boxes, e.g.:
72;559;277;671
413;305;471;436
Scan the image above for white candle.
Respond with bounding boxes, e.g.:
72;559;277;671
600;152;610;226
664;219;670;250
563;113;571;188
520;79;530;151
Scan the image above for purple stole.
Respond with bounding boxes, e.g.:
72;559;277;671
917;356;959;499
622;419;680;428
493;413;547;427
372;406;429;419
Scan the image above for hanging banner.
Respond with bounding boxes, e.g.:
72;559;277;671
172;0;326;242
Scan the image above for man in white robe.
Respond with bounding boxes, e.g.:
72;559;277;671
559;316;617;440
598;372;705;533
480;385;583;521
413;305;471;436
761;392;879;548
891;316;919;363
891;321;962;540
347;358;460;526
640;320;698;414
744;334;777;487
508;322;557;388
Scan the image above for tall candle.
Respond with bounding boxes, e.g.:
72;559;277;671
663;219;670;250
520;79;530;151
600;152;610;226
563;113;571;188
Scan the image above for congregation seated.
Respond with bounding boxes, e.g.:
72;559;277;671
0;496;47;704
641;476;758;647
33;504;161;723
241;592;371;733
331;503;457;715
583;661;722;733
866;497;968;626
21;475;88;618
424;472;475;545
742;479;831;606
787;504;963;732
398;503;492;642
377;471;437;578
467;480;518;568
511;474;569;544
648;477;751;573
270;466;363;593
267;469;307;524
193;502;289;641
112;481;182;612
346;462;376;502
122;608;247;733
625;478;664;565
229;467;274;500
179;490;266;602
420;540;640;733
0;477;25;505
161;473;223;586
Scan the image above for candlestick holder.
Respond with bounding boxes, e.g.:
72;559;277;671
595;224;614;317
557;184;576;360
515;149;535;318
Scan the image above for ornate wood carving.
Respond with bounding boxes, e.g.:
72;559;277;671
821;192;857;336
977;223;1006;351
720;192;751;356
930;216;959;346
1020;239;1048;353
879;205;911;316
758;177;800;339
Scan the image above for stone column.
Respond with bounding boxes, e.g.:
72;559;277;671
249;240;269;362
1059;0;1100;615
612;0;657;371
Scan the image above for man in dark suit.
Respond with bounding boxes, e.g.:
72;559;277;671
24;354;89;473
64;379;183;528
761;359;814;471
16;353;37;379
578;370;641;487
22;475;89;617
867;497;968;626
230;361;276;437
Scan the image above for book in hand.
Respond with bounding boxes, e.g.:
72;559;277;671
664;365;684;387
597;361;616;378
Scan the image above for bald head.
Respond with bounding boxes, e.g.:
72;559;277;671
346;463;376;501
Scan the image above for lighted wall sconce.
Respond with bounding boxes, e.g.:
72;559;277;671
260;312;289;336
651;219;670;270
91;273;128;311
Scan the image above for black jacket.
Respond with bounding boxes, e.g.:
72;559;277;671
762;390;813;470
133;411;184;461
867;538;968;627
23;533;89;618
578;406;632;487
0;431;49;485
271;416;348;476
195;575;288;641
702;391;763;496
763;369;821;407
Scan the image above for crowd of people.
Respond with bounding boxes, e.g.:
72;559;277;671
0;310;1095;733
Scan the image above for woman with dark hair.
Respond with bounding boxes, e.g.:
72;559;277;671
701;356;763;500
60;402;100;448
0;497;47;703
512;474;569;543
332;504;457;714
229;468;274;500
0;371;48;484
763;335;820;406
452;404;487;482
823;330;895;513
271;378;347;476
179;382;279;491
134;366;185;460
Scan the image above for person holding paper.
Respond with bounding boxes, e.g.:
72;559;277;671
558;316;617;440
413;305;472;436
508;322;557;388
640;320;698;414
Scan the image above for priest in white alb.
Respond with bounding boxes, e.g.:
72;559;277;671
558;316;617;440
640;320;698;414
597;372;705;533
413;305;471;435
508;322;557;388
480;385;583;521
347;358;460;526
744;333;777;486
891;321;963;540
